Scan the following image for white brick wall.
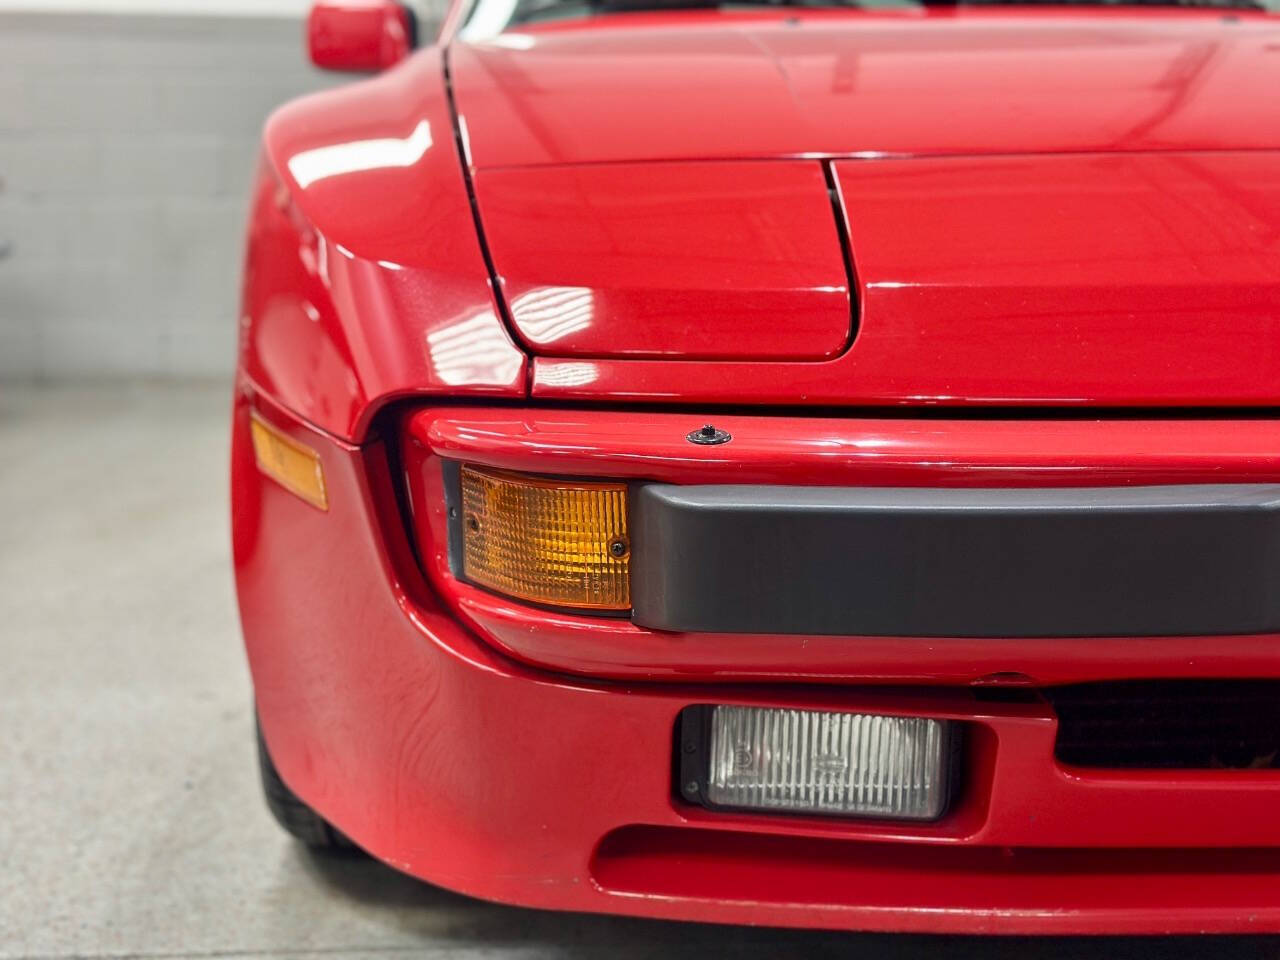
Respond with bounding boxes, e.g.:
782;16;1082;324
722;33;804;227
0;11;338;380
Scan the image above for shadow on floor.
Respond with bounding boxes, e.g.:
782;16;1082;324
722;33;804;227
296;846;1280;959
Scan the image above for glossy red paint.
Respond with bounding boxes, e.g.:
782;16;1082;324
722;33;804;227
236;391;1280;933
410;406;1280;488
237;2;1280;933
243;48;524;442
308;0;414;72
533;150;1280;407
473;161;851;359
401;406;1280;683
251;20;1280;424
450;9;1280;167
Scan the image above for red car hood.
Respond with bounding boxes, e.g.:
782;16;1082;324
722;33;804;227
450;10;1280;404
450;9;1280;167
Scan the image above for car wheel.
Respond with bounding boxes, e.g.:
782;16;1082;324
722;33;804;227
256;716;357;851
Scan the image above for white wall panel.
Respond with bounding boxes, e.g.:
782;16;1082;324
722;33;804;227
0;1;311;14
0;11;338;379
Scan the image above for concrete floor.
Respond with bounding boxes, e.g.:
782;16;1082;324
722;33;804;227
2;382;1278;959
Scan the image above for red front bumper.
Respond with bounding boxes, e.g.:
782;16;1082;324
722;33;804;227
234;388;1280;934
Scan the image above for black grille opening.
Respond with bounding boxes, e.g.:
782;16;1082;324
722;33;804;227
1045;680;1280;770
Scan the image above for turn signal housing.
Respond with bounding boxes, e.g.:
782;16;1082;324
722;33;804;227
459;465;630;610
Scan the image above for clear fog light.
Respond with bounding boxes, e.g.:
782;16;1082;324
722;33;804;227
680;705;955;821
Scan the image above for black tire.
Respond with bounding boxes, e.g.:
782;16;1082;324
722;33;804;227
256;718;356;851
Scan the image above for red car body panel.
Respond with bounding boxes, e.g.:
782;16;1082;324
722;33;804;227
449;9;1280;167
236;391;1280;935
473;161;852;360
531;150;1280;408
235;2;1280;934
246;48;524;442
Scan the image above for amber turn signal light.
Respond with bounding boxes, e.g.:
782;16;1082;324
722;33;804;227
250;413;328;511
460;465;630;610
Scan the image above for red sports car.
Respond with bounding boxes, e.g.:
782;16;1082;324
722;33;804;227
233;0;1280;934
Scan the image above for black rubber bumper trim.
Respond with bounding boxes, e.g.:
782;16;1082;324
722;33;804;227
630;483;1280;638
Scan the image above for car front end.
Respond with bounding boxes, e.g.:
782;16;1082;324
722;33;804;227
234;0;1280;934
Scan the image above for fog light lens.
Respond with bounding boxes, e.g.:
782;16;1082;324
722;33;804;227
460;465;629;610
696;705;952;820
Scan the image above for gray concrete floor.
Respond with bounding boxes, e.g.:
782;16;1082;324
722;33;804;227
1;382;1277;959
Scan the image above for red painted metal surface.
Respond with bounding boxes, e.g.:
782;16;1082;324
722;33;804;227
473;162;851;359
534;151;1280;407
403;406;1280;682
591;828;1280;930
243;48;524;442
236;391;1280;933
450;9;1280;168
235;3;1280;932
251;14;1280;428
308;0;414;73
410;407;1280;487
